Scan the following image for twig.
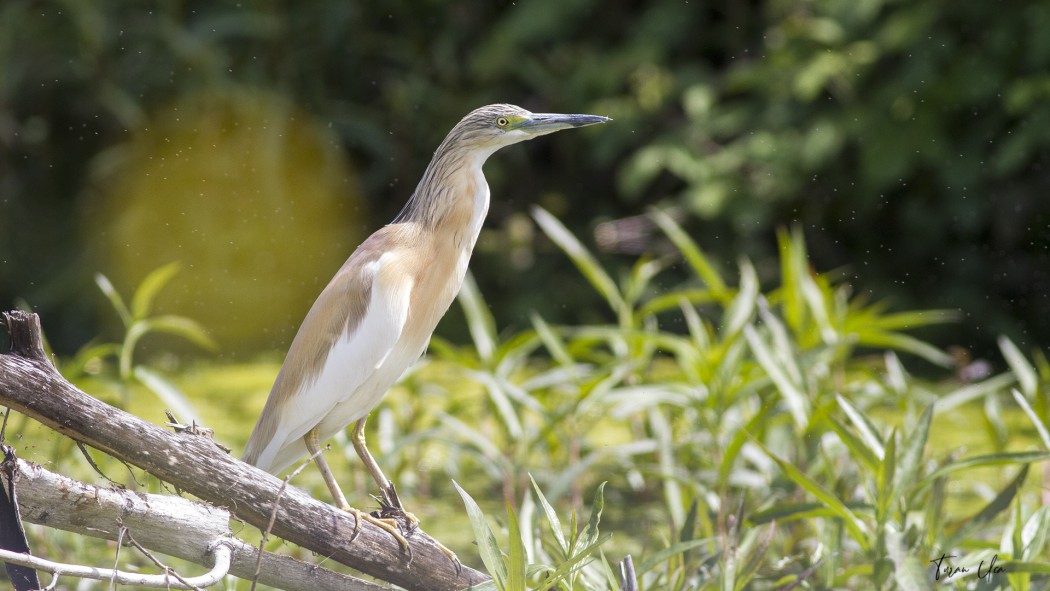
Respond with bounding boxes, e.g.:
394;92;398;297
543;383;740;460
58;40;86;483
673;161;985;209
111;526;125;591
1;310;487;591
0;543;232;589
76;441;141;488
124;525;205;591
251;446;327;591
1;407;9;443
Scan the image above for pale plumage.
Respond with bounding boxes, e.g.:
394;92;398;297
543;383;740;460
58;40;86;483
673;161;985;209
243;104;609;553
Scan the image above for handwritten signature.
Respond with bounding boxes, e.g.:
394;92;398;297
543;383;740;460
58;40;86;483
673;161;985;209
929;553;1005;581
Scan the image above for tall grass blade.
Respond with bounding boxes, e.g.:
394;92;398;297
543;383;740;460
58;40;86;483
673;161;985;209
133;366;200;424
459;272;497;364
144;315;218;351
94;273;132;327
635;538;712;574
949;465;1029;546
506;503;526;591
130;261;181;320
921;451;1049;484
859;331;953;367
530;313;575;372
454;481;508;590
892;404;933;501
799;270;836;344
1020;505;1050;561
745;325;809;428
1011;389;1050;451
648;207;728;300
935;373;1017;414
530;474;568;556
723;260;758;338
580;481;606;551
823;415;880;472
836;394;885;458
532;206;625;316
753;437;869;550
1001;336;1039;399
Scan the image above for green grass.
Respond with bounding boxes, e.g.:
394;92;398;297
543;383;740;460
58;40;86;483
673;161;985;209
6;209;1050;590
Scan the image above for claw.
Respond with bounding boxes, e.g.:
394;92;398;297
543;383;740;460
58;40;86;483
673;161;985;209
343;506;412;558
369;485;459;568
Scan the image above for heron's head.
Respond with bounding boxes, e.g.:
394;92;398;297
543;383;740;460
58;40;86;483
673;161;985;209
444;104;610;157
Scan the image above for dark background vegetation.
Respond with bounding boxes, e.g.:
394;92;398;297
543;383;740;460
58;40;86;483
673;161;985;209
2;0;1048;361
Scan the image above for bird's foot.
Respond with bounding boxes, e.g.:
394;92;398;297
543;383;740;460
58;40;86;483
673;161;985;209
342;505;412;557
371;483;419;533
370;485;460;570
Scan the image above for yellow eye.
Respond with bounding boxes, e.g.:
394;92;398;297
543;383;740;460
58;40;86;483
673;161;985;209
496;117;509;127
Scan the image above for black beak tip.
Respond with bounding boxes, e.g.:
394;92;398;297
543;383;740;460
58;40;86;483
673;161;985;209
574;115;612;127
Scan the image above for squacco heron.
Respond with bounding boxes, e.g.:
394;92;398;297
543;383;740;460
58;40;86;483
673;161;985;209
243;104;609;552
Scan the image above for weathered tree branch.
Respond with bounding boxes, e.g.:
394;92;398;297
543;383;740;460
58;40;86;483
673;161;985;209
5;453;383;591
0;311;489;591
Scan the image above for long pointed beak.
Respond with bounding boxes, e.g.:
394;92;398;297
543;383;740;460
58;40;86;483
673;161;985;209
518;113;612;135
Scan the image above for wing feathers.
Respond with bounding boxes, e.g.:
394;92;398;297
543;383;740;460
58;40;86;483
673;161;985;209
244;227;415;472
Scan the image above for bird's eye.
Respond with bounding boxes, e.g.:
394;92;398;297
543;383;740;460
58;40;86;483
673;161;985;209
496;117;509;128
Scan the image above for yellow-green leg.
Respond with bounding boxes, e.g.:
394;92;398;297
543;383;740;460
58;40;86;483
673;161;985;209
304;427;410;553
351;416;459;565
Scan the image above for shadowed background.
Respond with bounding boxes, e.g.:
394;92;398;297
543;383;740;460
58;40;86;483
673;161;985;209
1;0;1048;362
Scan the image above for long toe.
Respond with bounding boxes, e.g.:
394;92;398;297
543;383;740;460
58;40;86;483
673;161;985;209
371;493;420;533
347;507;412;556
435;539;460;571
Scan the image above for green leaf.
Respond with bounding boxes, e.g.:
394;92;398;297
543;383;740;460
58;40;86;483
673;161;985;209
454;481;508;590
921;452;1050;485
824;415;880;473
648;207;729;301
458;272;497;364
1020;506;1050;561
144;315;219;351
857;330;953;367
870;309;961;330
635;540;714;575
533;534;611;591
133;366;200;424
745;325;809;428
892;404;933;500
734;522;776;591
719;405;773;485
752;436;870;550
885;525;934;591
1012;389;1050;452
836;394;885;458
506;503;526;591
723;259;758;338
875;429;897;525
579;481;606;551
95;272;131;327
130;261;181;320
532;206;625;317
1000;336;1038;398
949;465;1029;546
935;372;1018;414
530;313;575;372
530;474;568;556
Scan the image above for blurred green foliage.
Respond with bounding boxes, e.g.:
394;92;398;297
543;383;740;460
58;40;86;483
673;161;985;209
1;0;1048;358
9;211;1050;589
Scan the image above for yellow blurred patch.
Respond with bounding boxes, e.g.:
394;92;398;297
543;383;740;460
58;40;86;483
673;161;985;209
83;87;364;354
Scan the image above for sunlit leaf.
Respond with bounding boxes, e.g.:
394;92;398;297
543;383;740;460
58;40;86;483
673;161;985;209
1000;336;1038;399
454;481;508;590
130;261;182;321
532;206;625;318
